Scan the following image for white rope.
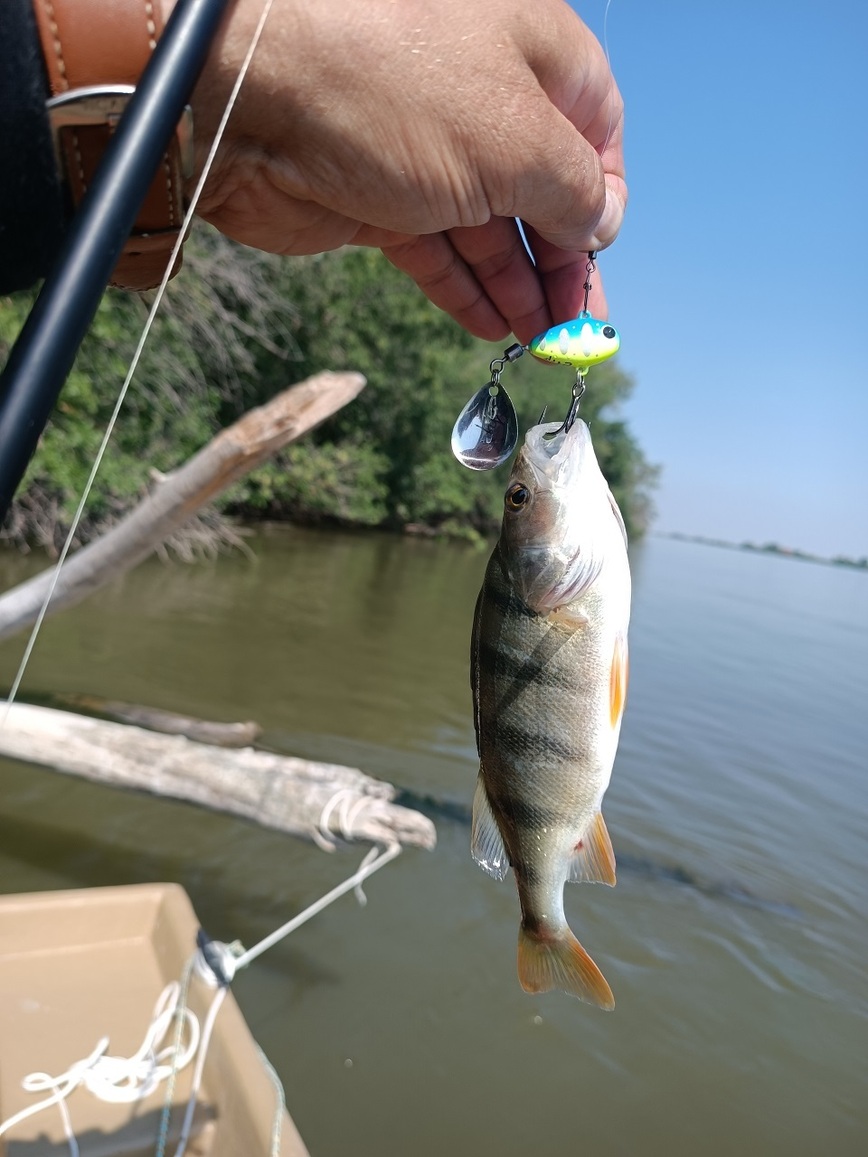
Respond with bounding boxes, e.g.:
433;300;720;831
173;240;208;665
1;0;278;724
313;786;400;875
233;840;401;971
0;839;403;1157
160;839;402;1157
0;982;199;1157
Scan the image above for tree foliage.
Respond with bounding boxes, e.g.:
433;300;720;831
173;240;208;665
0;225;657;551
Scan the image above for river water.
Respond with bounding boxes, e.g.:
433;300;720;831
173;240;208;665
0;529;865;1156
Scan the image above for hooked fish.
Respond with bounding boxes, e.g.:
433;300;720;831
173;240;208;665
470;418;631;1008
528;313;620;371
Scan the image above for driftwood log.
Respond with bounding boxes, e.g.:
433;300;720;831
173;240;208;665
0;370;366;642
50;693;263;748
0;703;436;851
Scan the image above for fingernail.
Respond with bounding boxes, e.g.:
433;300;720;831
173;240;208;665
592;186;625;250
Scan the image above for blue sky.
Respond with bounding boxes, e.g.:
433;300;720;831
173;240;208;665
571;0;867;558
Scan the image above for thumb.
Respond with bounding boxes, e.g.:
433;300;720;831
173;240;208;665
493;95;626;254
497;9;627;252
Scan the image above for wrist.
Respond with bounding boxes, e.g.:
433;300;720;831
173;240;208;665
32;0;192;290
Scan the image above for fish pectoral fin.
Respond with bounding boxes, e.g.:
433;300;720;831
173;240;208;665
567;812;617;886
546;604;590;631
545;553;603;619
517;924;614;1009
610;631;629;728
471;773;509;881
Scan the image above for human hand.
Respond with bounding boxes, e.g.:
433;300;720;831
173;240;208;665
181;0;626;344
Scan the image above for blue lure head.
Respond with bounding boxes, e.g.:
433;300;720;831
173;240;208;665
528;312;620;371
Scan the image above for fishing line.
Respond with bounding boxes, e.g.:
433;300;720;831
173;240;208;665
514;1;617;265
1;0;278;724
520;0;618;258
600;0;617;159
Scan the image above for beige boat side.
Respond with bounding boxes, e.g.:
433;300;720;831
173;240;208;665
0;882;310;1156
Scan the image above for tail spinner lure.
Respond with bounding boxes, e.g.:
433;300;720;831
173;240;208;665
451;252;620;471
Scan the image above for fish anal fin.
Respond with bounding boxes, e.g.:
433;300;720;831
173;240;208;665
568;812;617;886
517;924;614;1010
610;632;629;727
471;774;509;880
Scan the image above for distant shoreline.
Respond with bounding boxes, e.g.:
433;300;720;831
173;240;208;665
659;532;867;572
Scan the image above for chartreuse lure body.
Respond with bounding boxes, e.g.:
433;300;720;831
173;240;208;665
528;312;620;371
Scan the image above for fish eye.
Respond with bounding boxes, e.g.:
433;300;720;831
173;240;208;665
505;484;530;511
603;326;616;339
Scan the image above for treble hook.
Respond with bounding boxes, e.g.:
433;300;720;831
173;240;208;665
555;373;587;436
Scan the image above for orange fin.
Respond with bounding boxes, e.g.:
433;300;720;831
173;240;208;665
517;924;614;1010
609;631;629;727
568;811;617;886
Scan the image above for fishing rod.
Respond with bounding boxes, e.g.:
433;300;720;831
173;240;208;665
0;0;233;526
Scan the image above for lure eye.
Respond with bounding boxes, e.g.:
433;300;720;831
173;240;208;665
505;483;530;511
603;326;616;339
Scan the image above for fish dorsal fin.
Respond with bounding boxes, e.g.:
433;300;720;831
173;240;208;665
568;812;617;886
471;774;509;880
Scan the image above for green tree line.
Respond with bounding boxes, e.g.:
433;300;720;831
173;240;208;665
0;225;657;551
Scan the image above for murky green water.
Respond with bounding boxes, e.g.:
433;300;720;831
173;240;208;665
1;529;866;1156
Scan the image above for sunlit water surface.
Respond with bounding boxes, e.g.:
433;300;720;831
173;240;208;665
1;530;865;1156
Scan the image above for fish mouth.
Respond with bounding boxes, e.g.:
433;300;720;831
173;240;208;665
524;419;591;470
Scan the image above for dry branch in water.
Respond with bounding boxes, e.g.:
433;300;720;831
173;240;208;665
0;371;365;642
0;703;436;851
50;693;263;747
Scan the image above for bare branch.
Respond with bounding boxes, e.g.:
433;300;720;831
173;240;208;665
0;371;365;641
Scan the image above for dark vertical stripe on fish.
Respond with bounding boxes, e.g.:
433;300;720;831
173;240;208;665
492;720;587;766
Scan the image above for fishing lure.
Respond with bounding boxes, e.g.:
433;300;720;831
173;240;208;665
451;253;621;471
527;313;620;369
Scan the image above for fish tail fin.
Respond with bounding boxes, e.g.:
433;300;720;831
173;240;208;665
517;924;615;1010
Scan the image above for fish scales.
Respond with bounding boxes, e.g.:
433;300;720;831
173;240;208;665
470;419;631;1008
475;547;605;801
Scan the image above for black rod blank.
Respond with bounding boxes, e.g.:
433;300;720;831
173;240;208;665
0;0;232;524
